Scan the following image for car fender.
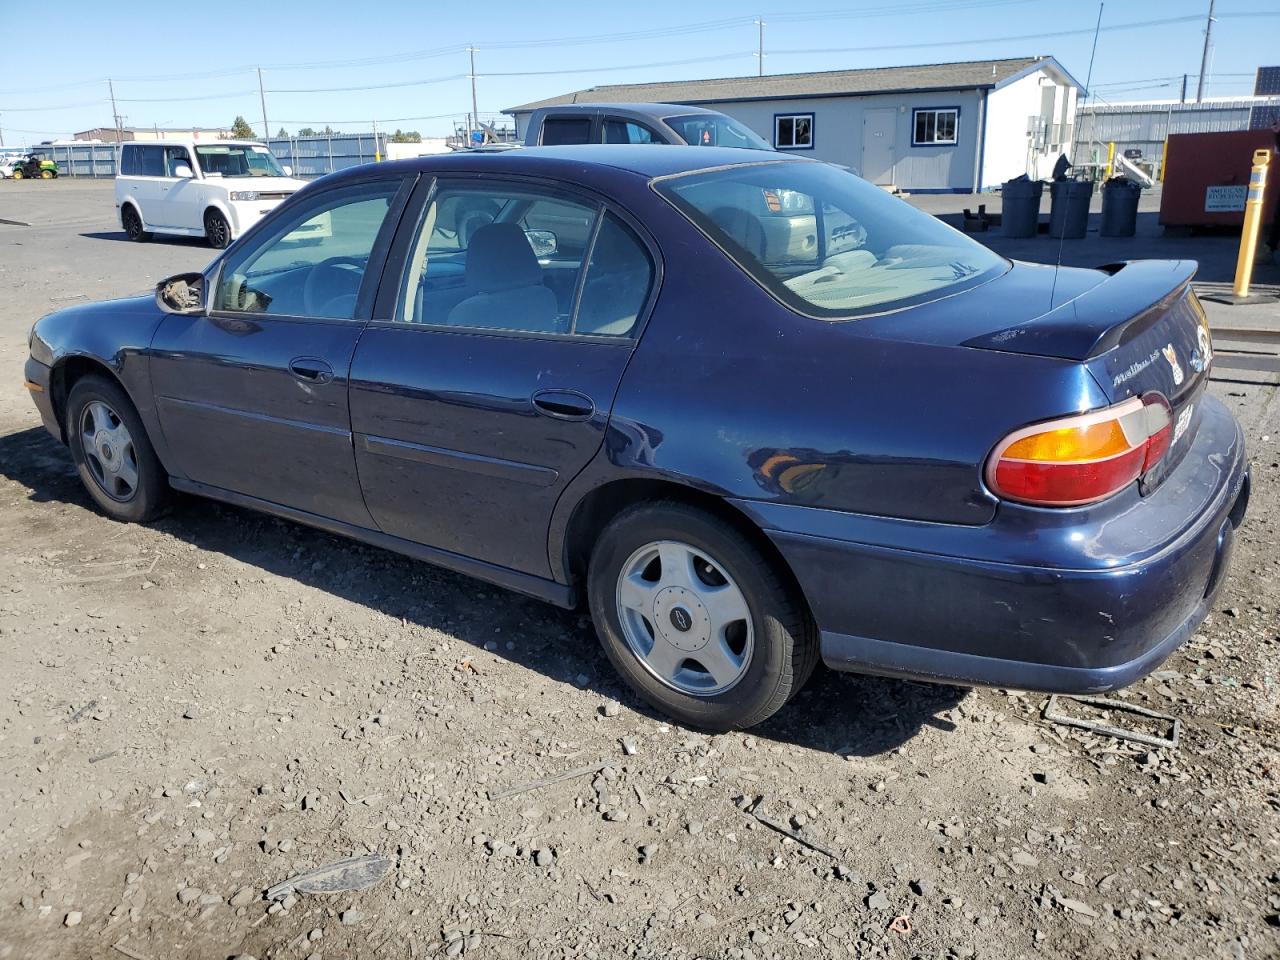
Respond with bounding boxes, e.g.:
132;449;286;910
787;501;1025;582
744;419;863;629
30;296;177;472
201;194;238;236
118;195;146;228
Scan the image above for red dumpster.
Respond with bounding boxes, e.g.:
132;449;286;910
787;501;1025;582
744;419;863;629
1160;129;1279;229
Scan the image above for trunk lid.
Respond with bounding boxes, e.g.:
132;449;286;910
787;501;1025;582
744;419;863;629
960;259;1212;491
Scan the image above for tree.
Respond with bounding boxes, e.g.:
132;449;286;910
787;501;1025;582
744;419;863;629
388;129;422;143
276;127;290;139
229;115;255;139
298;127;316;137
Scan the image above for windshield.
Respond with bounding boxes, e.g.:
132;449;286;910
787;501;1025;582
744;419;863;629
195;144;286;178
664;114;772;151
654;160;1008;318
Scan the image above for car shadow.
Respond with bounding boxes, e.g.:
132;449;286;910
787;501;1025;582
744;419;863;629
0;424;965;756
80;230;211;248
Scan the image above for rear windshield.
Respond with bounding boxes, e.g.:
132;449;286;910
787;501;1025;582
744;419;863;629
664;114;771;151
654;160;1008;318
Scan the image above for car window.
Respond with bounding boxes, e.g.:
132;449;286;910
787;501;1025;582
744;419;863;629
575;213;654;337
664;114;772;150
655;160;1006;318
400;181;638;337
603;120;660;144
541;118;592;146
195;144;286;178
119;145;138;176
138;145;164;177
213;180;400;320
164;147;191;177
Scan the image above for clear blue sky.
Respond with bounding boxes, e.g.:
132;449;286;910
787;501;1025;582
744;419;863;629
0;0;1274;143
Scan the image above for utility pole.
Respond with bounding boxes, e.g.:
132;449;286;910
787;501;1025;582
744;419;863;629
108;79;123;142
258;67;270;140
1180;73;1188;103
468;46;480;147
756;18;765;76
372;118;380;162
0;116;5;148
1195;0;1215;103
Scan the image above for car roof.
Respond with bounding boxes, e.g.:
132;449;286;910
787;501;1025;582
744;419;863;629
531;102;726;121
360;144;801;182
124;139;264;148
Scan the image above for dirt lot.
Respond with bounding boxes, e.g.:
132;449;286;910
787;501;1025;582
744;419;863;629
0;179;1278;960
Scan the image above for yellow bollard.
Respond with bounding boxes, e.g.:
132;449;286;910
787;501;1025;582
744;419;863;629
1106;141;1115;180
1232;149;1271;300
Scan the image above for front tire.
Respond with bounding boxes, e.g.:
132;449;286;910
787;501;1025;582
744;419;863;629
66;375;170;523
11;169;23;180
588;502;817;731
121;205;151;242
204;209;231;249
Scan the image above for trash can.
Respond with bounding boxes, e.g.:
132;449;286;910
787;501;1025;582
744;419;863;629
1049;179;1094;239
1001;177;1044;238
1100;177;1142;237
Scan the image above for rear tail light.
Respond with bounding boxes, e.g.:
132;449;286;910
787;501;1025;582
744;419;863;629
988;394;1172;507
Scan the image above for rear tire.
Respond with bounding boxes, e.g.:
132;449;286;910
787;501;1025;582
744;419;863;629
121;205;151;242
66;374;170;523
204;209;231;249
587;501;817;731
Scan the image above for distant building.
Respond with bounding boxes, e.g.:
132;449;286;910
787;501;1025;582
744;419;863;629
506;56;1081;192
74;126;229;143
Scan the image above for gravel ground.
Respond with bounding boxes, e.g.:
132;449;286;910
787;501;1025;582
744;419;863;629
0;179;1277;960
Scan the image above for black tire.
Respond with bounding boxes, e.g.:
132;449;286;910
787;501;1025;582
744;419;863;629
121;205;151;242
587;501;817;731
66;374;170;523
204;209;231;249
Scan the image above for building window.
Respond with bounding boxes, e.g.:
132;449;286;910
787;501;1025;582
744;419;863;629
912;108;959;146
774;114;814;150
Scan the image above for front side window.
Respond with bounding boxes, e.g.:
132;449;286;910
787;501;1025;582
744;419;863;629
912;108;959;146
165;146;192;177
655;160;1006;319
775;114;814;150
664;114;771;151
603;120;660;144
214;180;400;320
195;143;286;178
398;181;650;337
540;118;592;146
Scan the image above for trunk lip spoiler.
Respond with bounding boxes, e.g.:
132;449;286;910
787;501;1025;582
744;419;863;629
962;260;1198;361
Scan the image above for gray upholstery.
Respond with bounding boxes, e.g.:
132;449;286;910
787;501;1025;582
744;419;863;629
449;223;559;332
710;206;767;260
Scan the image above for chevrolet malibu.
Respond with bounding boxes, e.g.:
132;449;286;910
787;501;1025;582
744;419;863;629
24;146;1249;730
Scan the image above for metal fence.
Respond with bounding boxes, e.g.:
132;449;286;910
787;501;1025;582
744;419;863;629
26;132;387;179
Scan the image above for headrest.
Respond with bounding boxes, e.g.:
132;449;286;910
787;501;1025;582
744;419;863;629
465;223;542;292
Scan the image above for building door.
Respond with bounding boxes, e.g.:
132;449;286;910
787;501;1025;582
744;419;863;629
861;108;897;185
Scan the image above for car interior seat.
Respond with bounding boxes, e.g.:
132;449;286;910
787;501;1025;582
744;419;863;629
447;223;560;332
709;205;768;261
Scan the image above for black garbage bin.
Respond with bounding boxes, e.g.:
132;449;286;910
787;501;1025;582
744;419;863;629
1049;179;1093;239
1100;177;1142;237
1001;177;1043;238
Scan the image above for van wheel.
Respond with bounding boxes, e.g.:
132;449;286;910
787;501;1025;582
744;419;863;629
204;210;231;249
587;501;817;731
121;206;151;242
66;374;170;523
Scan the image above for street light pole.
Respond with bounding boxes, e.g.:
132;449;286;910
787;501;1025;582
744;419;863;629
756;18;765;76
468;46;480;147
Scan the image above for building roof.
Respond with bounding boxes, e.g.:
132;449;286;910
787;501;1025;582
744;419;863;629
507;56;1075;113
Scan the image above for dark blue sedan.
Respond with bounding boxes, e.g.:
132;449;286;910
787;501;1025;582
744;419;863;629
24;146;1249;730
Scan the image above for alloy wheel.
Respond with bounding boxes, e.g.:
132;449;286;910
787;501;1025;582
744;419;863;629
615;539;754;696
79;400;139;502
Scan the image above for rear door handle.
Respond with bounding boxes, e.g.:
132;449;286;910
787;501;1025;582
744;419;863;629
289;357;334;384
531;389;595;421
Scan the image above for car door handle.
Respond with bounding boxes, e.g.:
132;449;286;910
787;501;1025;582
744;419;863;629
289;357;334;384
531;389;595;421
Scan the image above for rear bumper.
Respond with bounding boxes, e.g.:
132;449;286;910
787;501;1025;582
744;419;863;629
734;394;1249;693
24;356;62;442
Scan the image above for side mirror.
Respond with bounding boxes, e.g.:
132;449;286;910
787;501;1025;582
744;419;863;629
281;165;293;177
156;273;207;315
525;229;557;258
173;163;194;179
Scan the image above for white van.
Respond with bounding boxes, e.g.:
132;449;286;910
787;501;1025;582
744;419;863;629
115;139;311;248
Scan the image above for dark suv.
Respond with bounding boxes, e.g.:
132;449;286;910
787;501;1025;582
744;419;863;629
522;103;773;151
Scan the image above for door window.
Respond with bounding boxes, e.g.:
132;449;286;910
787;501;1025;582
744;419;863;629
399;182;650;338
138;145;164;177
213;180;401;320
540;118;592;145
602;120;660;144
164;146;192;176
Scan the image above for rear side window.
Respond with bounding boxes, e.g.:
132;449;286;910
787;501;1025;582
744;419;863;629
119;145;138;176
576;213;654;337
137;145;164;177
541;118;592;145
603;120;660;144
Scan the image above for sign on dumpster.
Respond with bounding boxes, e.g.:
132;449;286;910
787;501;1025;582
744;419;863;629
1205;185;1247;212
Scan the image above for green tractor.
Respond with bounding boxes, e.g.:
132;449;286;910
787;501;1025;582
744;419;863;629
8;154;59;180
